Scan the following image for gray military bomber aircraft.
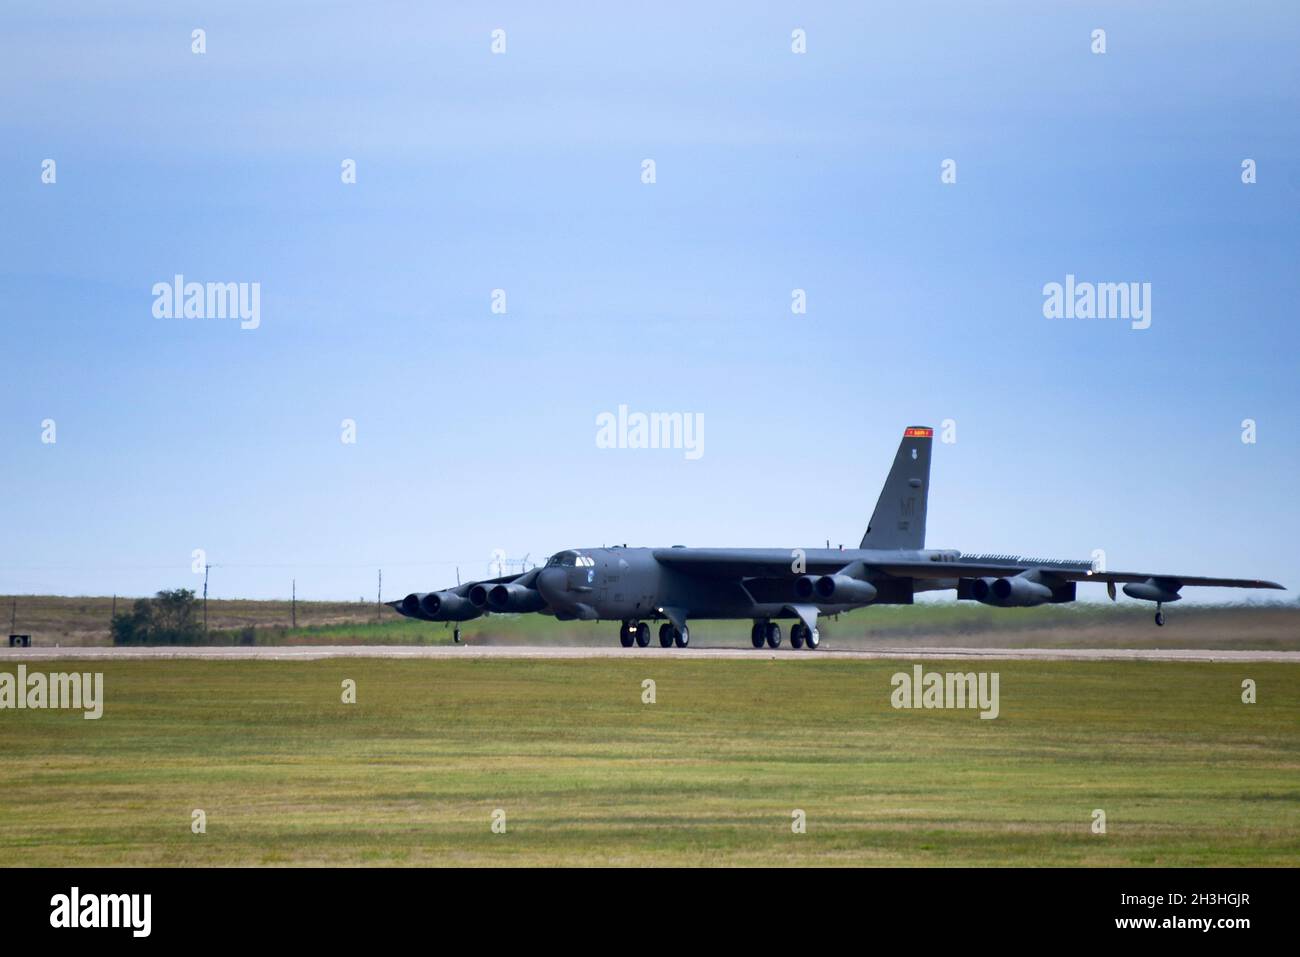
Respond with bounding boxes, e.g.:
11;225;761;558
391;426;1284;648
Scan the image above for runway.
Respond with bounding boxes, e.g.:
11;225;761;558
3;644;1297;663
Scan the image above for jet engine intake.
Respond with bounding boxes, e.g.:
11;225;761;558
419;590;480;621
486;583;547;613
971;575;1053;607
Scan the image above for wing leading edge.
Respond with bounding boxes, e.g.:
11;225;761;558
872;560;1284;591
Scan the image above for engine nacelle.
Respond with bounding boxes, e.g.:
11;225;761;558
419;590;480;621
400;593;431;619
486;583;547;613
971;576;1053;607
812;575;878;605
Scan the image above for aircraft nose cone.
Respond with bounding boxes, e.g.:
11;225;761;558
536;567;569;605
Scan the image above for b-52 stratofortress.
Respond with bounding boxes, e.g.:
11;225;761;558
391;427;1283;649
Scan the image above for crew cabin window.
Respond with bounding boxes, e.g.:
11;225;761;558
547;551;594;568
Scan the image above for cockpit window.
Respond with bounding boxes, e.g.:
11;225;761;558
546;551;594;568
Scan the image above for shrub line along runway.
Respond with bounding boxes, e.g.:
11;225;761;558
2;645;1296;663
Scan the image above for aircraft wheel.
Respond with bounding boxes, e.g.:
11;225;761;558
635;622;651;647
674;625;690;648
750;623;765;649
453;628;461;644
1155;611;1165;627
765;622;782;649
805;627;820;650
790;624;805;649
659;624;674;648
619;622;635;648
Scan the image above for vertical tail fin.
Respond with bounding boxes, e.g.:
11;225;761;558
860;427;933;550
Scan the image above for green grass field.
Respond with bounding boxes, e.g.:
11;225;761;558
1;657;1296;865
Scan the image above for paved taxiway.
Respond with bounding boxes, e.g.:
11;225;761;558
2;645;1296;663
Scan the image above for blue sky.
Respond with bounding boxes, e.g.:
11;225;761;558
2;1;1297;603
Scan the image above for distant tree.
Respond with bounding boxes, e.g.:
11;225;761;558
111;589;203;645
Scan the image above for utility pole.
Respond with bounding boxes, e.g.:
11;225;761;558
376;569;382;622
291;579;296;628
9;598;15;632
203;563;210;632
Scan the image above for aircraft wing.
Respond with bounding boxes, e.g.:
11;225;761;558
872;560;1284;590
443;569;533;597
652;549;1283;591
652;548;854;577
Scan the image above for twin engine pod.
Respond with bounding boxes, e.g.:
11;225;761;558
469;582;547;614
969;576;1053;607
794;574;879;605
399;591;480;622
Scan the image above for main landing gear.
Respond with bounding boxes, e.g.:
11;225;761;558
791;622;820;649
752;620;819;650
620;620;688;648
